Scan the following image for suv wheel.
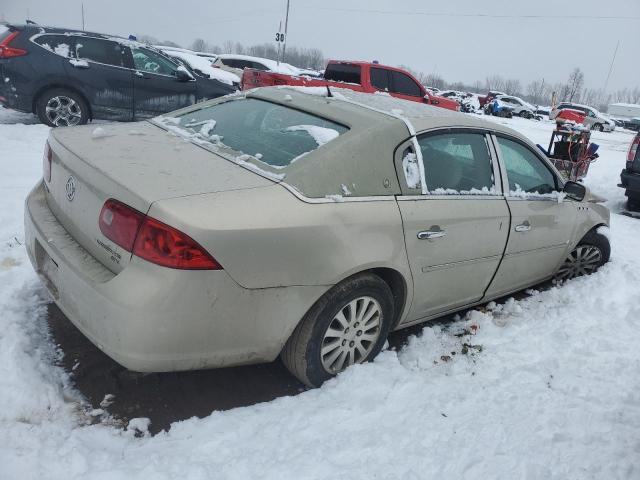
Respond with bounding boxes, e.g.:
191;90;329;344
592;123;603;132
281;273;394;388
37;88;89;127
555;229;610;282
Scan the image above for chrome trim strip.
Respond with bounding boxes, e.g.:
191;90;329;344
421;254;502;273
504;242;567;258
397;194;505;201
279;182;396;204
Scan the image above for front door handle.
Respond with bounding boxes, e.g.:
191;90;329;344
417;229;447;240
514;221;531;232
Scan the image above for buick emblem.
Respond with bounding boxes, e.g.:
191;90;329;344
65;176;76;201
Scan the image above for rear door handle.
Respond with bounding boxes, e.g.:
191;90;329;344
514;222;531;232
417;229;447;240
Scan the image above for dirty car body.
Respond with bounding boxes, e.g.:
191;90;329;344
25;87;610;386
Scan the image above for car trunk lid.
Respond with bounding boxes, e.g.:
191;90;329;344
45;121;272;273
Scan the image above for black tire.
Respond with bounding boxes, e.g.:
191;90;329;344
519;110;529;118
555;228;610;281
592;123;603;132
36;88;89;127
281;273;395;388
627;196;640;211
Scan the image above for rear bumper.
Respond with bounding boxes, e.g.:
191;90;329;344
25;181;328;372
620;169;640;196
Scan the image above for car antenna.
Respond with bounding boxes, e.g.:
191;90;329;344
326;85;333;98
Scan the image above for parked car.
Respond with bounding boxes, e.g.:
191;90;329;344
478;90;506;108
157;46;240;88
623;117;640;132
212;53;311;78
242;60;460;111
619;132;640;210
550;103;616;132
534;106;551;117
0;24;236;126
25;87;610;387
495;95;536;118
438;90;480;113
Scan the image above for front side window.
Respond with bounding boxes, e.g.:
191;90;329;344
160;98;348;168
75;37;125;67
391;71;422;97
496;136;557;195
131;47;178;75
370;67;390;91
417;132;495;193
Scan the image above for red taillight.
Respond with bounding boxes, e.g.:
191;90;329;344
43;141;52;183
134;217;221;270
98;199;221;270
627;136;640;168
99;199;145;251
0;31;27;59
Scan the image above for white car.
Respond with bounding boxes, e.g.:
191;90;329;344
550;103;616;132
212;54;318;78
495;95;536;118
156;46;240;87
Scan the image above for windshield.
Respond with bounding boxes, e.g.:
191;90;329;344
163;98;348;168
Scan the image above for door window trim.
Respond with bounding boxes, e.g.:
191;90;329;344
490;133;563;201
395;127;504;200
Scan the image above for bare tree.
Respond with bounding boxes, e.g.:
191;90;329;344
566;68;584;103
503;78;522;95
191;38;207;52
424;73;446;90
486;75;506;92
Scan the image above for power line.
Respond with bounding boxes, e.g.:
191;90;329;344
302;6;640;20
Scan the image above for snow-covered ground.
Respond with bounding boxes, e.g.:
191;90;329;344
1;105;639;479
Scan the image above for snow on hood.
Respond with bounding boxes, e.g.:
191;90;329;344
160;49;240;85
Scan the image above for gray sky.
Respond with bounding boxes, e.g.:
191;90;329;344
1;0;638;91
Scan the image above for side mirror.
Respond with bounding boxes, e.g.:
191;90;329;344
175;67;193;82
563;181;586;201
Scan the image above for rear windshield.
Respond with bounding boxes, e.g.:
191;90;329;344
324;63;362;84
167;98;348;168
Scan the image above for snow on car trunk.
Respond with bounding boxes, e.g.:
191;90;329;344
45;121;271;272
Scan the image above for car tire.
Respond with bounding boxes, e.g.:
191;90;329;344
36;88;89;127
555;228;610;282
519;110;528;118
281;273;395;388
627;196;640;211
592;123;603;132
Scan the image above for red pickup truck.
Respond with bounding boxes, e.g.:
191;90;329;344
241;60;460;112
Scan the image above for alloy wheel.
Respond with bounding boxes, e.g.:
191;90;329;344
45;96;82;127
320;296;382;374
556;245;603;281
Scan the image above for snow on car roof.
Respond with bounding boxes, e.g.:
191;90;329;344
217;53;305;75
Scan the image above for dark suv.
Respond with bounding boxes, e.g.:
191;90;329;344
0;24;236;126
620;132;640;210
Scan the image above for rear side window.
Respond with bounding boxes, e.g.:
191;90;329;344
370;67;390;91
496;136;557;195
167;98;348;168
75;37;125;67
390;71;422;97
417;132;495;193
33;34;75;57
324;63;361;84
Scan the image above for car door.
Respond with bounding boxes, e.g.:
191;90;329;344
388;70;424;102
62;36;134;121
395;130;510;323
369;67;390;93
486;134;577;297
128;46;197;119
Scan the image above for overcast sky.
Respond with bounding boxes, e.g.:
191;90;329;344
1;0;638;91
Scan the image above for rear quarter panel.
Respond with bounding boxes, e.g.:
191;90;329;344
148;184;412;290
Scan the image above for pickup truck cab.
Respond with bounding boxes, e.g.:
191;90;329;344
242;60;460;112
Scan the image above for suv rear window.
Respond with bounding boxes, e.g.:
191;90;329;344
33;34;75;57
166;98;348;168
324;63;361;84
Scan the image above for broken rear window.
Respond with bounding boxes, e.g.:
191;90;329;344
164;98;348;168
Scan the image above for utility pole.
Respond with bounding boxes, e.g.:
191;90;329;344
603;40;620;93
281;0;290;62
81;3;85;30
